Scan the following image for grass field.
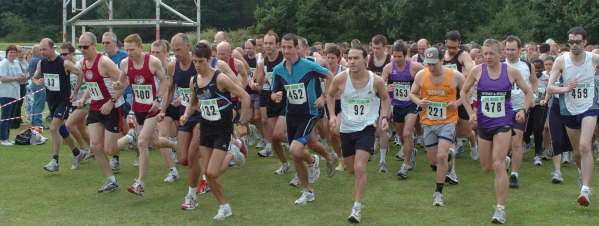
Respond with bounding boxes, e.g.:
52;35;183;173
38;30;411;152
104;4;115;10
1;127;598;226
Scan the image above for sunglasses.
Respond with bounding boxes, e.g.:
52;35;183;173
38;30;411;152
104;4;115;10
568;40;583;45
78;45;90;50
102;42;112;45
60;53;71;56
150;51;161;55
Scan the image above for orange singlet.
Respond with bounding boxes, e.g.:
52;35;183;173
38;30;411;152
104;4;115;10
419;67;458;125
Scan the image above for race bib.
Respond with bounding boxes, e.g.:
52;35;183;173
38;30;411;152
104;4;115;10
536;87;545;101
480;96;505;118
394;83;410;101
132;84;154;105
44;73;60;91
200;99;221;121
426;102;447;120
445;64;457;70
87;82;104;101
178;87;191;107
569;83;593;100
249;68;256;79
263;71;273;90
348;98;370;121
285;83;307;104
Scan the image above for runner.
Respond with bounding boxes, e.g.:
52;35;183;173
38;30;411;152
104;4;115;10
326;45;390;223
503;35;538;188
322;44;345;171
271;33;334;204
443;30;477;166
32;38;87;172
411;38;429;63
382;40;423;178
242;38;264;148
367;34;391;168
461;38;533;224
254;31;289;174
181;42;250;219
409;47;465;207
547;26;599;206
61;42;91;165
116;34;170;196
79;32;127;192
102;31;128;172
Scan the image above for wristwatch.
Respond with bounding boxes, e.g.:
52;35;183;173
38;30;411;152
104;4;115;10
110;97;117;103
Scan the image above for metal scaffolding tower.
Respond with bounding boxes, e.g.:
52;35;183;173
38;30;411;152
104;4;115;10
62;0;201;44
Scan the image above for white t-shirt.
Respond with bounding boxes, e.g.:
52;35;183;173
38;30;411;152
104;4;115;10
0;58;23;99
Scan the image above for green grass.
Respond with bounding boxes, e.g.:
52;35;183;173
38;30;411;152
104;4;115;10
1;129;598;225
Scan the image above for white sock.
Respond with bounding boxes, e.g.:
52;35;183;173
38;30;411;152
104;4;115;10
282;162;289;167
107;175;116;183
582;185;590;192
170;167;178;174
379;149;387;163
496;204;505;210
511;172;518;177
353;201;362;209
202;174;207;180
188;186;196;196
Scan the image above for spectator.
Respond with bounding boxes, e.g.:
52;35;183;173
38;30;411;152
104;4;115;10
0;45;27;145
11;47;29;128
28;44;45;128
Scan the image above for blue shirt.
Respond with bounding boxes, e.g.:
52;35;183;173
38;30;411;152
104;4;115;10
108;49;127;65
272;58;329;117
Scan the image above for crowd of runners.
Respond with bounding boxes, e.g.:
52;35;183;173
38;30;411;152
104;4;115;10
1;25;599;224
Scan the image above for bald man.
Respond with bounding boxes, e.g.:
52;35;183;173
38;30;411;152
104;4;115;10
217;41;248;89
411;39;429;63
33;38;87;172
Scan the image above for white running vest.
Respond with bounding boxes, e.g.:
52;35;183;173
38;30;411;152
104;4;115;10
507;60;530;111
562;51;595;115
340;71;380;133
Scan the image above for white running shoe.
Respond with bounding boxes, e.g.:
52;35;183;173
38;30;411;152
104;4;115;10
551;171;563;184
43;159;59;172
257;146;273;157
433;192;444;206
491;207;506;224
229;143;246;166
127;180;144;196
213;204;232;220
71;149;88;170
97;179;119;193
294;190;315;204
1;140;14;146
378;162;388;173
274;163;290;175
533;156;542;166
110;157;120;172
163;169;179;183
348;206;362;223
289;174;300;187
578;188;592;207
180;194;198;210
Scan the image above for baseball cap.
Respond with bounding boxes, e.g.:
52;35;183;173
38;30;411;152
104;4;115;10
423;47;440;65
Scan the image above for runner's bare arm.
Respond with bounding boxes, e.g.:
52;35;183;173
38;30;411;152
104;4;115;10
31;61;43;84
459;51;475;78
164;61;177;106
65;60;84;97
461;65;481;116
374;75;390;120
216;60;241;87
326;73;343;120
235;59;249;88
150;56;169;113
451;70;466;108
409;71;425;107
255;61;265;88
218;72;251;124
546;56;567;95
